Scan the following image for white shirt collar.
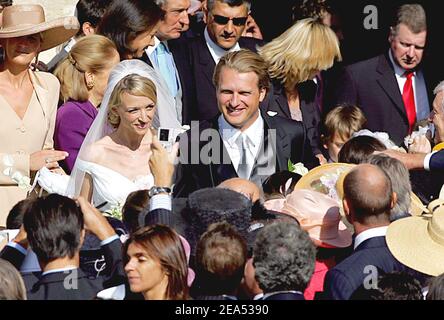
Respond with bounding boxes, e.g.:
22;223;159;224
41;266;78;276
388;49;416;77
218;112;264;148
204;27;241;64
146;36;163;56
354;226;388;250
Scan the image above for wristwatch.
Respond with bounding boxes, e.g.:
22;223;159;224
148;186;172;197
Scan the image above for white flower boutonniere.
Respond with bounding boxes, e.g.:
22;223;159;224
288;159;309;176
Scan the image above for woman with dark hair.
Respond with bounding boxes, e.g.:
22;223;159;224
97;0;163;59
338;135;387;164
124;224;190;300
262;171;302;212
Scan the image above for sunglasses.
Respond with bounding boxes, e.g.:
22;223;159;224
212;14;248;27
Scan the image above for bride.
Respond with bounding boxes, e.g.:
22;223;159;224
53;59;179;215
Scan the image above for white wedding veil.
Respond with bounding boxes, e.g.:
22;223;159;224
65;59;178;198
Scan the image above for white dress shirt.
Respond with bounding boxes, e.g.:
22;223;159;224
204;28;241;65
388;50;430;121
353;226;388;250
218;113;264;177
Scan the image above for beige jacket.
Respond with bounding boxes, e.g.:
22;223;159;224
0;70;60;226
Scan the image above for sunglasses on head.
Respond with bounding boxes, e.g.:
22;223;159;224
212;14;248;26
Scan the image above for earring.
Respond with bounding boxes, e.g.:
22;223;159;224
87;79;95;89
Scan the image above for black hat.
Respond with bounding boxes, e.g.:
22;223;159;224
182;188;253;255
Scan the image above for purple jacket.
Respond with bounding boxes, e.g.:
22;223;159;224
54;100;98;173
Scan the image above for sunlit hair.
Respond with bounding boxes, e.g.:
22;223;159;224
0;259;27;300
213;49;270;92
54;35;118;103
123;225;189;300
107;74;157;128
321;104;367;143
390;4;426;37
258;18;341;90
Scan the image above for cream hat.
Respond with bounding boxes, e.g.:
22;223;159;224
386;200;444;276
0;4;79;51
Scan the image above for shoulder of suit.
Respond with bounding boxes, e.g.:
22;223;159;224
239;36;264;47
346;54;382;72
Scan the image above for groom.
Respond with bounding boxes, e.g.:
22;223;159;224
173;49;315;197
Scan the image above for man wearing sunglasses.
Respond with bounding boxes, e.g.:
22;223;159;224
185;0;263;122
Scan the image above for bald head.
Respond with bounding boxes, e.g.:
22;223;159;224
218;178;261;203
343;164;393;225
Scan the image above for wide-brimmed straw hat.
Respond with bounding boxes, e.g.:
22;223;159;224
386;200;444;276
0;4;79;51
294;163;355;203
281;189;353;248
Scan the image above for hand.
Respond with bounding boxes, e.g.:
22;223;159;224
149;133;179;187
30;149;68;171
76;196;115;241
315;154;328;165
242;15;263;40
30;61;48;72
378;149;427;170
408;136;431;154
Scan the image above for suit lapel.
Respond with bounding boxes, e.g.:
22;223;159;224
263;113;290;171
204;118;237;185
268;82;292;119
375;54;408;122
197;37;217;87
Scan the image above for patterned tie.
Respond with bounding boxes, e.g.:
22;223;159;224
155;42;178;97
402;71;416;134
237;134;251;179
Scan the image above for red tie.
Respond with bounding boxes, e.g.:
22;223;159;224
402;71;416;134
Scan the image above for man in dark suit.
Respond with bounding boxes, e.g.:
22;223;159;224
335;4;430;145
323;164;407;300
0;194;125;300
174;49;315;198
141;0;196;126
185;0;263;121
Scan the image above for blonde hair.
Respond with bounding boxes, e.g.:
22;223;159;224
322;104;367;143
258;18;341;90
213;49;270;92
0;258;27;300
107;74;157;128
54;35;118;102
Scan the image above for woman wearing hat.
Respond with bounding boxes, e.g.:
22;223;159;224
0;4;79;225
282;189;353;300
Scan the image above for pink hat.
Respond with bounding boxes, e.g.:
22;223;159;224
179;235;195;287
281;189;352;248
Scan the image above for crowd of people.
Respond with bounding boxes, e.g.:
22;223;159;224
1;0;444;301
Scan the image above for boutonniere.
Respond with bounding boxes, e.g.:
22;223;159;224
288;159;308;176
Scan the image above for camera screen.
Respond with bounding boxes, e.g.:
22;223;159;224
159;129;170;141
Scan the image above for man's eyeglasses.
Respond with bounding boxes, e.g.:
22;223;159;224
212;14;248;27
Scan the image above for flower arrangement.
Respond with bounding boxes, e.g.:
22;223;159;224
2;155;32;191
106;202;123;220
